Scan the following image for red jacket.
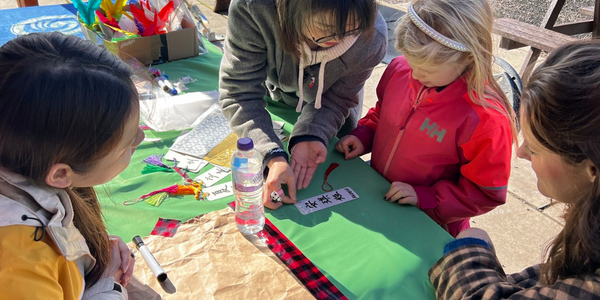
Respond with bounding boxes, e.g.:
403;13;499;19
351;56;513;237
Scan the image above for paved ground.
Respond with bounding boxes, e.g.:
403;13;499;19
2;0;588;274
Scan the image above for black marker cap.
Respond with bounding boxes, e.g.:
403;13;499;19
132;235;144;248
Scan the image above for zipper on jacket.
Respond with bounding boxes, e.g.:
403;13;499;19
382;87;425;176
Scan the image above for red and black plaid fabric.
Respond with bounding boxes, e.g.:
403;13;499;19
228;202;347;299
150;217;182;237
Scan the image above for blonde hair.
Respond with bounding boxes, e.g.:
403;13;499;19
397;0;517;138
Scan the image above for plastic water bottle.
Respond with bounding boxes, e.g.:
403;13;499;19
231;137;265;235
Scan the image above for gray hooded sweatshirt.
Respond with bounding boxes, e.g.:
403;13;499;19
219;0;387;158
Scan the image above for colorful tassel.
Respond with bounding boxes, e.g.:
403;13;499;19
123;182;207;207
140;184;179;199
143;154;170;168
142;154;173;174
172;161;194;184
142;164;174;174
143;192;168;207
175;183;205;200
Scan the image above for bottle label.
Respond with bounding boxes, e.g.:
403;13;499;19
232;172;263;193
232;157;248;169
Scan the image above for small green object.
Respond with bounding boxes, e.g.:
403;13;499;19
141;164;174;174
144;192;168;207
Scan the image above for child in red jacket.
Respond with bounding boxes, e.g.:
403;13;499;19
336;0;517;237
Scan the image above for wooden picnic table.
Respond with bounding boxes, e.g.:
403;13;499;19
580;6;594;17
578;0;600;38
495;0;600;79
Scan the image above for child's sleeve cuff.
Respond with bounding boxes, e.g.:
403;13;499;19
443;237;490;255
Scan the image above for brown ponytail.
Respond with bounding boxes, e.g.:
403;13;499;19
521;40;600;283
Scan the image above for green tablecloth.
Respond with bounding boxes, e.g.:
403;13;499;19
97;42;453;299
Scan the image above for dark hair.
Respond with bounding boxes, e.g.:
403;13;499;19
277;0;377;62
0;32;138;287
522;40;600;284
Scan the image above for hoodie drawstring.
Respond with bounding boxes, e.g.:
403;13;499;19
296;58;305;112
295;34;359;113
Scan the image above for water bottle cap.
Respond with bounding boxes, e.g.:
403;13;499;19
237;137;254;151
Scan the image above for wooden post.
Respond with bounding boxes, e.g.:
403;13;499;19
16;0;39;7
520;0;566;80
594;0;600;38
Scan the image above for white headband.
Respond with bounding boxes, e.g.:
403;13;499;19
406;4;470;52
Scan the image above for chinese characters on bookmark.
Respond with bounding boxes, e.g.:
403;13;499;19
294;187;359;215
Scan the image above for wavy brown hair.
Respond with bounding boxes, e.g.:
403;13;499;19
277;0;377;62
521;40;600;284
0;33;138;287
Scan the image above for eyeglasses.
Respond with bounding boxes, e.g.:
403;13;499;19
311;28;361;44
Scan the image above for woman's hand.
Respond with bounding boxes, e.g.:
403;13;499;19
384;181;418;206
108;235;135;287
335;135;365;160
290;141;328;189
263;156;297;210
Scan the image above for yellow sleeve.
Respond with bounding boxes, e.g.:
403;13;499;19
0;225;83;300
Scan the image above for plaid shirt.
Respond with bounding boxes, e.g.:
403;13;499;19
429;245;600;299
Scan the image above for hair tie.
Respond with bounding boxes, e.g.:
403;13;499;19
406;4;470;52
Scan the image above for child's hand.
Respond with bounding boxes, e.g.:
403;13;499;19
335;135;364;159
384;182;418;206
108;235;135;287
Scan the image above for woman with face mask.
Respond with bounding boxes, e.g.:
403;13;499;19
219;0;387;210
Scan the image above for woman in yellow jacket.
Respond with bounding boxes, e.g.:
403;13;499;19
0;32;142;299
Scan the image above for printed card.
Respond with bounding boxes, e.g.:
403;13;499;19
169;106;232;158
204;182;234;201
186;158;209;173
164;149;190;168
164;149;208;172
295;187;360;215
195;165;231;187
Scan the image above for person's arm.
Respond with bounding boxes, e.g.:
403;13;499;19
0;227;126;300
430;242;600;300
347;57;401;154
219;0;281;158
414;124;513;225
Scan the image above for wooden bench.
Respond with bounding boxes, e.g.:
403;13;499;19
494;18;578;53
493;17;580;79
580;6;594;16
490;0;600;80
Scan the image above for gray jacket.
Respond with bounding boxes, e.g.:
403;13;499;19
219;0;387;157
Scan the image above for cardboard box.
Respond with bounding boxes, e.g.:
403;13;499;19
80;17;199;65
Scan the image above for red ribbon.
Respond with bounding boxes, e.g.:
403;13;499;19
322;163;340;192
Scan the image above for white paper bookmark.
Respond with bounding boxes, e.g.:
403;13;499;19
164;150;190;168
186;158;209;173
195;165;231;187
272;120;285;130
294;187;360;215
164;150;208;173
204;182;234;201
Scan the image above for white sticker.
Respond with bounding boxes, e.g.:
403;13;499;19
295;187;360;215
195;165;231;187
204;182;234;201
